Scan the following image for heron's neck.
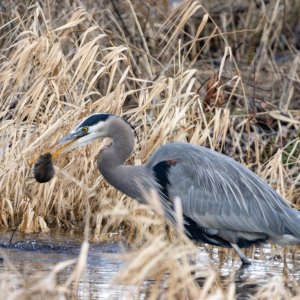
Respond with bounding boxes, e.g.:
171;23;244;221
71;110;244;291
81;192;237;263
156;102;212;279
97;117;157;201
98;117;143;199
99;117;134;169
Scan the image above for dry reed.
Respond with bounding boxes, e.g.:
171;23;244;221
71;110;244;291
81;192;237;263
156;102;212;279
0;0;299;298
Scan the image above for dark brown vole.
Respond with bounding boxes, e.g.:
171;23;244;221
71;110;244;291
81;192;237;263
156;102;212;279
33;153;55;183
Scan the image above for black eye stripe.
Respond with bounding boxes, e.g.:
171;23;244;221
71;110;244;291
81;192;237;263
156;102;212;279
75;114;137;140
78;113;110;128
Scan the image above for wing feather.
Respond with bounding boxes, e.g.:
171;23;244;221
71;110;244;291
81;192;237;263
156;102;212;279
146;143;289;236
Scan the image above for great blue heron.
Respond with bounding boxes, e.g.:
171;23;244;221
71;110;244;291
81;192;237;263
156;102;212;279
50;113;300;264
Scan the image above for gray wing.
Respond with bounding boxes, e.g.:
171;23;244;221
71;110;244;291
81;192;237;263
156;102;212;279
146;143;291;237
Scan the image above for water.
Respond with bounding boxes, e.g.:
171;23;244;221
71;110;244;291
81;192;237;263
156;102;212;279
0;230;299;299
194;245;300;298
0;231;136;299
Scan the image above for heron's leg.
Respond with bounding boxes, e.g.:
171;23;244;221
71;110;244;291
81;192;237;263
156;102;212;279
230;243;251;265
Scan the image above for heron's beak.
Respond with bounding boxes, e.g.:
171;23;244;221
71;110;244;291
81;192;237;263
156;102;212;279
50;133;79;160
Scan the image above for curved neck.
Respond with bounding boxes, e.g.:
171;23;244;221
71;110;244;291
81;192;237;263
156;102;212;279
97;117;141;198
97;116;157;201
99;117;134;169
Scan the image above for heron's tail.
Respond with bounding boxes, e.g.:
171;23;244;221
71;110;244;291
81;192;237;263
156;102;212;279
271;209;300;245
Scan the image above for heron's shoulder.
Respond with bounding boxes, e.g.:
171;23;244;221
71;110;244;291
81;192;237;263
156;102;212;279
146;142;231;168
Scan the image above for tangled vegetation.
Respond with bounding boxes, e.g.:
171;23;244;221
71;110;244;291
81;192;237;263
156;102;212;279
0;0;299;298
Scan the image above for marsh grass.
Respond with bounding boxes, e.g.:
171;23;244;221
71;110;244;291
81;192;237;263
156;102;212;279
0;0;299;298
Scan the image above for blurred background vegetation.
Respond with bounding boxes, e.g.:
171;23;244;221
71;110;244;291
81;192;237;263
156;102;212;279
0;1;299;299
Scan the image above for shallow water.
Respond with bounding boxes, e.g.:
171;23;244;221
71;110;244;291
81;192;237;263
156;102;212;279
0;230;299;299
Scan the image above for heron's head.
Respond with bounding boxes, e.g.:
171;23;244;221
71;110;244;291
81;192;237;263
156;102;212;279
51;113;113;159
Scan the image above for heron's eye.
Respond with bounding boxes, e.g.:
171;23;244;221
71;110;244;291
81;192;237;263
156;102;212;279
82;127;88;134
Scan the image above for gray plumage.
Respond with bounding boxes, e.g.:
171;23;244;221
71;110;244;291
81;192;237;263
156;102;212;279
56;113;300;264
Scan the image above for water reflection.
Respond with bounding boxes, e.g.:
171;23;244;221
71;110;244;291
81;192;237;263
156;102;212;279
194;245;300;299
0;230;299;299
